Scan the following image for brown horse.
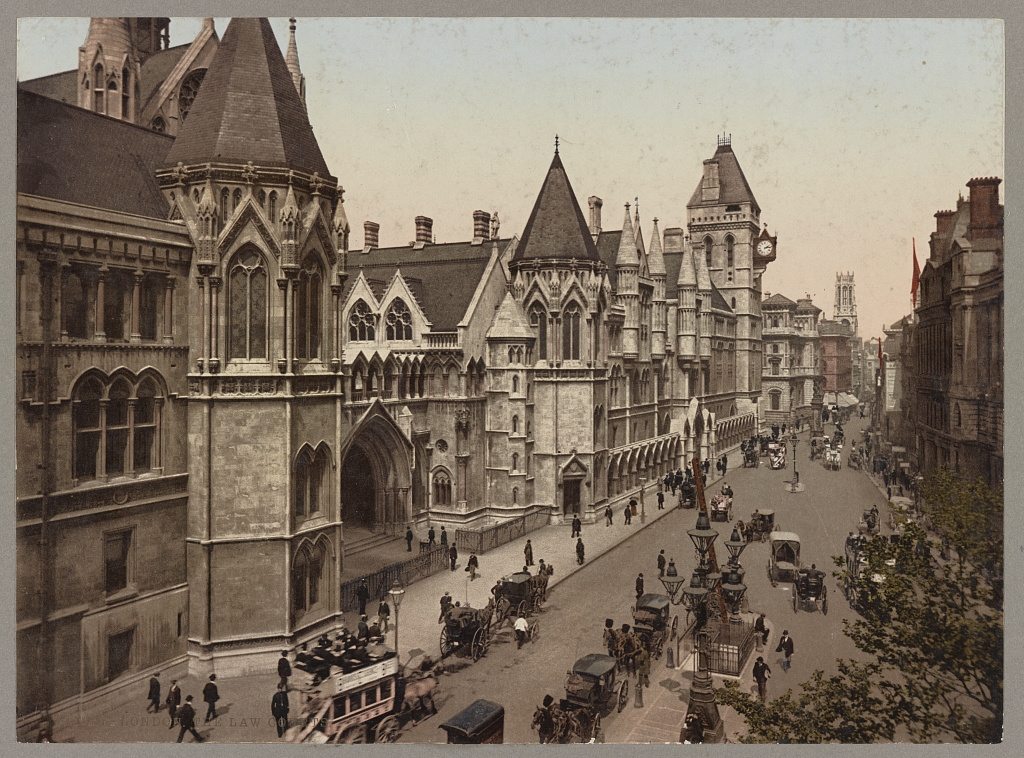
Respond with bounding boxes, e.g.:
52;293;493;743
400;673;438;722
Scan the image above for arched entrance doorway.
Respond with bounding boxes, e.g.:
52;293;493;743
339;400;414;531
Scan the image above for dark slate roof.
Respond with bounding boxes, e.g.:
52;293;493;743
342;239;510;331
18;68;77;105
139;44;191;113
18;88;172;218
710;284;732;313
596;230;623;290
164;18;331;177
795;299;822;315
762;293;797;309
688;143;760;213
664;250;684;299
512;152;601;263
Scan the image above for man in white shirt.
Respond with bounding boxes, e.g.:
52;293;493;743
514;615;529;649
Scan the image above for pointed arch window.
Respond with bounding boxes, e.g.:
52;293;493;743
121;67;130;118
93;63;105;114
385;298;413;340
726;236;734;268
228;248;268;360
512;415;519;434
269;191;278;222
512;375;519;394
433;470;452;506
220;188;230;224
704;237;713;268
512;453;519;472
295;446;330;517
512;487;519;504
296;255;323;360
348;300;375;341
177;68;205;122
562;304;581;361
151;116;166;133
232;188;242;213
530;304;547;360
258;189;266;211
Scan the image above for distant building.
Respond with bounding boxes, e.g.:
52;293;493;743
832;272;865;398
818;319;853;393
759;293;821;427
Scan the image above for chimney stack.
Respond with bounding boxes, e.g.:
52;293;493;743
472;210;491;245
966;177;1002;240
414;216;433;248
934;210;955;237
588;196;603;239
363;221;379;253
662;227;685;253
701;159;721;202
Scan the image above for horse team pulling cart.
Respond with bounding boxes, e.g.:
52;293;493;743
709;493;733;522
744;509;775;543
792;567;828;614
559;654;629;742
631;594;679;659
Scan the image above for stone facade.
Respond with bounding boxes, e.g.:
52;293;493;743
759;294;822;427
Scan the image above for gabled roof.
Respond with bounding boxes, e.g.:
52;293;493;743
595;230;623;290
512;152;601;263
710;284;732;313
17;68;78;105
795;299;821;315
688;143;760;213
164;18;330;177
341;239;512;331
762;293;797;308
139;43;192;112
17;88;172;218
487;291;535;341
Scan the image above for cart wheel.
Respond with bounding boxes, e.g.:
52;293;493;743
531;620;540;643
439;626;454;658
591;714;603;741
374;715;401;744
341;724;368;744
617;679;629;713
822;587;828;615
517;600;527;618
671;615;679;641
472;628;484;661
792;585;798;613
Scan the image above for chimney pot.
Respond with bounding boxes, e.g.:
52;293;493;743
415;216;433;246
363;221;379;252
588;196;603;237
966;177;1002;240
934;210;955;237
472;210;491;245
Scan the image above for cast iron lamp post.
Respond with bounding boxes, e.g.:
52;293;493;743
388;580;405;669
720;566;748;624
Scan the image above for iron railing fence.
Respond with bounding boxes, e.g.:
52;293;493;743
339;545;448;613
454;509;549;554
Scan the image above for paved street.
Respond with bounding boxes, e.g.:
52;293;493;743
54;416;892;744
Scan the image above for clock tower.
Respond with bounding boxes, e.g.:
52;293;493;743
686;136;775;414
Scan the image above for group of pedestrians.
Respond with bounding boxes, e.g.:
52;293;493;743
144;672;214;743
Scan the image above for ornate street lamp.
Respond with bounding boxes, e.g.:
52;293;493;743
388;580;406;669
661;559;687;605
720;566;747;624
680;568;724;743
723;526;747;568
790;431;800;492
687;511;719;569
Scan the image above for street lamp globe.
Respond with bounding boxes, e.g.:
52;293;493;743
388;580;405;610
703;570;722;594
688;511;719;558
680;569;709;612
661;559;686;604
723;526;747;565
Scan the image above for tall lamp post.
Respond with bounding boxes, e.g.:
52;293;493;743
789;431;800;493
639;477;647;524
388;580;405;670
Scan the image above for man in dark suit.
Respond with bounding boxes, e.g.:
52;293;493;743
635;573;644;600
449;543;458;571
776;630;794;672
753;656;771;702
440;526;448;546
165;679;181;728
176;695;203;742
657;550;666;577
657;490;665;510
571;515;582;538
357;615;370;641
428;527;436;546
146;672;161;713
405;527;414;552
202;674;219;722
356;579;370;616
278;651;292;690
271;684;290;738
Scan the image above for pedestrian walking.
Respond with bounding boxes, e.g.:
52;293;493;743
753;656;771;702
428;527;436;546
657;550;666;578
271;683;290;738
514;614;529;649
176;696;204;742
636;644;651;690
278;650;292;690
538;558;547;576
721;453;728;476
604;505;614;526
603;619;617;657
440;526;448;546
571;515;582;538
655;490;663;510
202;674;219;722
439;591;453;623
576;538;585;565
468;552;479;581
887;485;892;501
449;543;458;571
377;596;390;634
635;573;644;600
356;579;370;616
146;672;161;713
776;630;794;672
624;501;633;525
166;679;181;728
524;539;534;566
405;527;414;552
753;612;769;650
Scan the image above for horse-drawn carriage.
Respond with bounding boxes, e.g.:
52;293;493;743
709;493;733;522
679;480;696;508
742;444;760;468
496;571;544;618
744;509;775;543
440;605;491;661
823;445;842;471
858;506;880;536
558;654;629;742
768;531;801;587
792;567;828;614
631;594;679;659
286;648;438;744
768;442;787;470
847;448;862;469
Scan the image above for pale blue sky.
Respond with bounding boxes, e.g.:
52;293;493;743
17;17;1004;340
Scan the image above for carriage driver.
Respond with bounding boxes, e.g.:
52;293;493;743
514;614;530;649
721;482;733;498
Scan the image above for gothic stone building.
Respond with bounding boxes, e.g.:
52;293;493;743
15;17;775;732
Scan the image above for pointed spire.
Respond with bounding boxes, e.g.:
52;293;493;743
647;217;666;276
616;203;639;267
487;290;535;340
633;199;646;256
281;181;300;225
677;245;697;288
285;17;306;106
332;187;350;235
197;176;217;218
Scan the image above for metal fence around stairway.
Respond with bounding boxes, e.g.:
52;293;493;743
454;508;550;554
339;545;448;613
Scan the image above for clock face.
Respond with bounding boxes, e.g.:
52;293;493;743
757;240;773;256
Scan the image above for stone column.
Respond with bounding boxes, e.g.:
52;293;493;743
95;270;107;342
126;399;136;476
456;454;469;509
130;271;143;343
196;275;206;373
209;277;221;372
330;284;341;372
278;278;289;373
162;276;175;344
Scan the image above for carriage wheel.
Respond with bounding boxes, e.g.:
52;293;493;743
439;626;454;658
671;615;679;641
617;679;629;713
472;628;485;661
591;714;603;742
341;724;368;744
531;620;540;643
374;715;401;744
517;600;527;618
792;585;798;613
822;587;828;615
769;564;777;588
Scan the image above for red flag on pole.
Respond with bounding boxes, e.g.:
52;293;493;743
911;238;921;307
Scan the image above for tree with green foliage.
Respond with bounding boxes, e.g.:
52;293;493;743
717;467;1002;743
